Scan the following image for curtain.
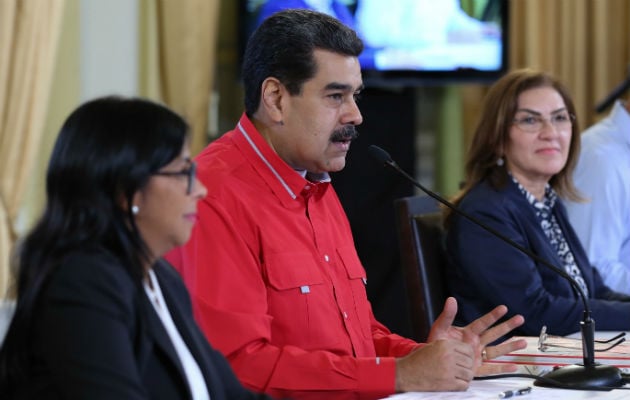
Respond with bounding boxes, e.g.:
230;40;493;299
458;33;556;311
140;0;221;156
0;0;65;297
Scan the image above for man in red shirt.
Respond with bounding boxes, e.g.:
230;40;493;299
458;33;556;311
167;9;526;399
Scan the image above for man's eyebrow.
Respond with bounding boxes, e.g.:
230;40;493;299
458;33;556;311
324;82;363;92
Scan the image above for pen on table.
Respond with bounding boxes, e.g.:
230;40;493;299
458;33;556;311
498;386;531;399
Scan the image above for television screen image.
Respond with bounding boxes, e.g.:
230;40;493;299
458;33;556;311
240;0;508;85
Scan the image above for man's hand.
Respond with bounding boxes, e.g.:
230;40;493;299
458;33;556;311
395;339;475;392
427;297;527;375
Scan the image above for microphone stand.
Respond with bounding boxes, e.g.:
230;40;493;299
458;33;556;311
368;145;624;390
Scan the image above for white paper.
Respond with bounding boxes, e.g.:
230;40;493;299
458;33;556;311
383;377;629;399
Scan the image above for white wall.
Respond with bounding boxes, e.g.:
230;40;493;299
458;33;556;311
80;0;139;101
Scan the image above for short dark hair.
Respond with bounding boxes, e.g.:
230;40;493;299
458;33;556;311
0;96;188;391
242;9;364;115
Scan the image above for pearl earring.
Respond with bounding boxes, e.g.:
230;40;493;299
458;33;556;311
131;205;139;215
496;157;504;167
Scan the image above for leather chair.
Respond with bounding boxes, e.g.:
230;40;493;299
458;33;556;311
394;194;448;342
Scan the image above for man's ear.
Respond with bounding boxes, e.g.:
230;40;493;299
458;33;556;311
260;77;286;124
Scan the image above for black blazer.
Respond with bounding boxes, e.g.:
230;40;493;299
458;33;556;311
13;246;272;400
446;178;630;336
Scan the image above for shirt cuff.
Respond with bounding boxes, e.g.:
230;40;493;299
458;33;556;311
356;356;397;398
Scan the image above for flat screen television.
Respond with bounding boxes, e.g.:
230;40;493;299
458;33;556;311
239;0;509;86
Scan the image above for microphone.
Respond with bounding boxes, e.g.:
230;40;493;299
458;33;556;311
595;66;630;113
368;144;624;390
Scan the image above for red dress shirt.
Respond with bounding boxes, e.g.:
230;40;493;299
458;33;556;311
166;114;419;399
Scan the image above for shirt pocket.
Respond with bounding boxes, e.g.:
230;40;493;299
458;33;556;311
336;245;373;339
264;252;344;349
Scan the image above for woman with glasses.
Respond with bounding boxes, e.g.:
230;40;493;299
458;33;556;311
0;97;273;399
444;69;630;337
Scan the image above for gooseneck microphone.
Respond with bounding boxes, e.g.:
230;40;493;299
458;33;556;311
368;144;624;390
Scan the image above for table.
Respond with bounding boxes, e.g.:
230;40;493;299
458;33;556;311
383;332;630;399
382;376;629;399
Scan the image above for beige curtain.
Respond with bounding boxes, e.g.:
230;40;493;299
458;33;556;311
140;0;221;156
0;0;65;297
460;0;630;151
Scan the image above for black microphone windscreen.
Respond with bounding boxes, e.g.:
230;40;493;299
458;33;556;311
367;145;393;165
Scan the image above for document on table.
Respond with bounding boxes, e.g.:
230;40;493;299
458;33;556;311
494;334;630;372
382;377;629;399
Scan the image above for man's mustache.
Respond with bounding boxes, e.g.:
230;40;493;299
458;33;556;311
330;125;359;142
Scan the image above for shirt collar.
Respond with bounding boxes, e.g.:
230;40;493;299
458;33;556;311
295;169;332;183
510;173;557;211
233;113;330;204
608;100;630;146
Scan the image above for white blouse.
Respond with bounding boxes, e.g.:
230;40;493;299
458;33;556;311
144;269;211;400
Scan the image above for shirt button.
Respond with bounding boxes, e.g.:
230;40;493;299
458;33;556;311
324;254;330;262
343;312;348;319
304;185;311;190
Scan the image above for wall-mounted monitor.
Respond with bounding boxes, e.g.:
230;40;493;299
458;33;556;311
239;0;509;87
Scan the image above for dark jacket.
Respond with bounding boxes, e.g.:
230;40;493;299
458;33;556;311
12;246;272;400
446;178;630;336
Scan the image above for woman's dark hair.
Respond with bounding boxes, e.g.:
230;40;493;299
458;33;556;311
0;96;189;390
445;69;582;225
242;8;364;116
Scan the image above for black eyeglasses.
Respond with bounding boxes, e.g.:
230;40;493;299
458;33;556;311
154;161;197;195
